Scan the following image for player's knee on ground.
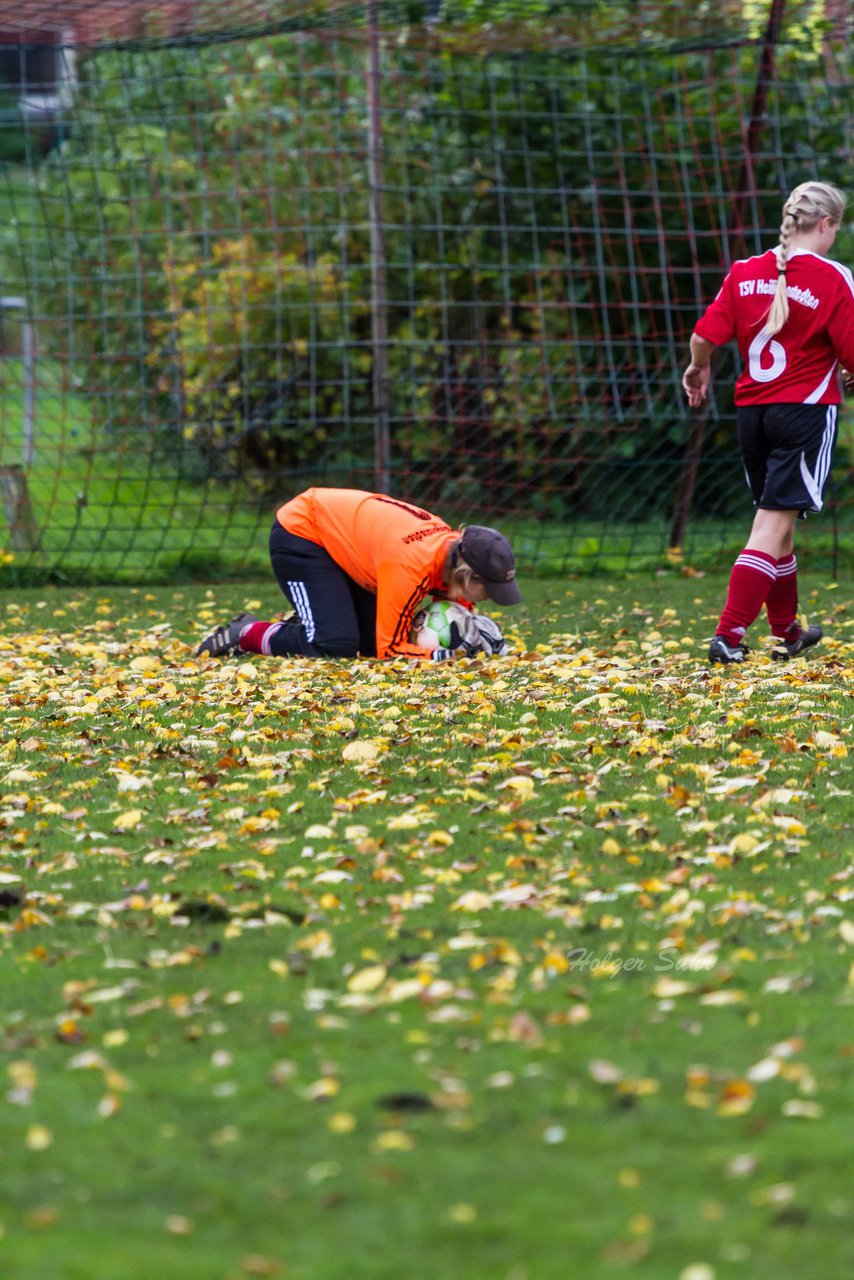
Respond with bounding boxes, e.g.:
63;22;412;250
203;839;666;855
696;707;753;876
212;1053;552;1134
266;619;359;659
313;633;361;658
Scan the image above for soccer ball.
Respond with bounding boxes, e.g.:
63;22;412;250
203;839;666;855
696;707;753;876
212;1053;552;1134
411;599;472;649
411;600;510;655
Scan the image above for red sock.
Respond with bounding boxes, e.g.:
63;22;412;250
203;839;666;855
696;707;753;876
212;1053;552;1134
765;554;799;640
716;548;778;644
238;620;284;655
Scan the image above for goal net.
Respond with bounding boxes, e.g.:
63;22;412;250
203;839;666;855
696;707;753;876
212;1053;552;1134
0;0;851;581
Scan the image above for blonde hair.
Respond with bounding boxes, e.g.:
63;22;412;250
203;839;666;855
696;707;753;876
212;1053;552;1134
766;181;848;334
445;542;482;597
448;560;481;598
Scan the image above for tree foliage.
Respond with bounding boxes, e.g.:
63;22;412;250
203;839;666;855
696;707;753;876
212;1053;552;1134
31;18;852;515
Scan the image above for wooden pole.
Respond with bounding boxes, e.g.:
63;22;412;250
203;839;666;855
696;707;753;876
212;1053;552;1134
22;316;35;468
0;465;41;552
0;295;40;552
668;0;786;556
730;0;787;260
367;0;391;494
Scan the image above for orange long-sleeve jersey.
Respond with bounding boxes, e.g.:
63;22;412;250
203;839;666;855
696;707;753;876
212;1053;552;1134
276;488;457;659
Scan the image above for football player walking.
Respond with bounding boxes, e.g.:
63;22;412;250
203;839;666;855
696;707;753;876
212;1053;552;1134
682;181;854;663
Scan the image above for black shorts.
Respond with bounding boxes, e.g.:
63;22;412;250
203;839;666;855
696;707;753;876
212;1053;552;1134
737;403;838;514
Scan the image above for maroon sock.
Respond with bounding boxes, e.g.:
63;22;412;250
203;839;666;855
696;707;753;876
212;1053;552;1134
238;620;284;655
716;548;778;645
765;554;799;640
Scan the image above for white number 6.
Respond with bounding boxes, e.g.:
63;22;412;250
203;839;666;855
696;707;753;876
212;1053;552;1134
748;328;787;382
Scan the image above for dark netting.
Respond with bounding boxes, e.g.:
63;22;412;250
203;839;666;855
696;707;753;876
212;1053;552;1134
0;1;851;581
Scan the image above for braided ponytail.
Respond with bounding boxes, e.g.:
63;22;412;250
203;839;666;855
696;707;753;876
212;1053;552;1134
765;181;848;335
766;209;797;335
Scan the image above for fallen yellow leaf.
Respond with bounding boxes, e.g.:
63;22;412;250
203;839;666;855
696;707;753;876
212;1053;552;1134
129;655;161;673
113;809;142;832
342;740;381;763
346;965;387;994
26;1124;53;1151
373;1130;415;1152
650;977;695;998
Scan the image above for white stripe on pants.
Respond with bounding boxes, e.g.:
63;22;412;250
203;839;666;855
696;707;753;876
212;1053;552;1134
287;581;316;642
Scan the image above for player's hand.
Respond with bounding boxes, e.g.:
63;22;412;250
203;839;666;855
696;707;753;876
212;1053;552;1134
682;362;710;408
448;617;485;657
471;614;509;656
432;617;486;661
842;367;854;393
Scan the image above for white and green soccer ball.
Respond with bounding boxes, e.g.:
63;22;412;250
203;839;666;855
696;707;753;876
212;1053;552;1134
412;599;471;649
412;600;509;655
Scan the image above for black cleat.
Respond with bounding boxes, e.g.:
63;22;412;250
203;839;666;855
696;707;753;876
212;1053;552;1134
196;612;257;658
708;635;749;664
770;623;822;661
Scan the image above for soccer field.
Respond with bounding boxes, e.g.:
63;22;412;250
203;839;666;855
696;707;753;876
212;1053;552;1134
1;572;852;1280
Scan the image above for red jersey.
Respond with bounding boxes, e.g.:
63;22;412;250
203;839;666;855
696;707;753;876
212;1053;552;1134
276;488;456;660
694;247;854;405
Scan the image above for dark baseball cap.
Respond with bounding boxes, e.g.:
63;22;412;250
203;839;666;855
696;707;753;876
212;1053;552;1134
458;525;522;605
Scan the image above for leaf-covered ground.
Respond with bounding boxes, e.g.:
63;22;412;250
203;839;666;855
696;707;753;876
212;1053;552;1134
1;574;852;1280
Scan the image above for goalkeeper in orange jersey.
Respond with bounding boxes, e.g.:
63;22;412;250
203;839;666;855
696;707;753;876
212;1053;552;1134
196;487;521;662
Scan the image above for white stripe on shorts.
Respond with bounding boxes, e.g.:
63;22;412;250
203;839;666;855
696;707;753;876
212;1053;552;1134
799;405;836;511
287;581;316;642
816;405;836;490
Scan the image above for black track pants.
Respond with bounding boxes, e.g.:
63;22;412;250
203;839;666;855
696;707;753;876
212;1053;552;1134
268;522;377;657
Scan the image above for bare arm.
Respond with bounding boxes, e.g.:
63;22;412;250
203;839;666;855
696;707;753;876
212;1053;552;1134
681;333;717;409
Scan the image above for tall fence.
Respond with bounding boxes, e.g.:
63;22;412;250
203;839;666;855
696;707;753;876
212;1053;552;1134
0;0;851;582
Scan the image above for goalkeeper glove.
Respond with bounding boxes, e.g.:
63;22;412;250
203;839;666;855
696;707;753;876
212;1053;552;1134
470;614;509;656
431;618;485;662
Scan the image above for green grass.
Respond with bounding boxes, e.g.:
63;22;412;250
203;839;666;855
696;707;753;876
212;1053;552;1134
1;572;852;1279
0;361;270;582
